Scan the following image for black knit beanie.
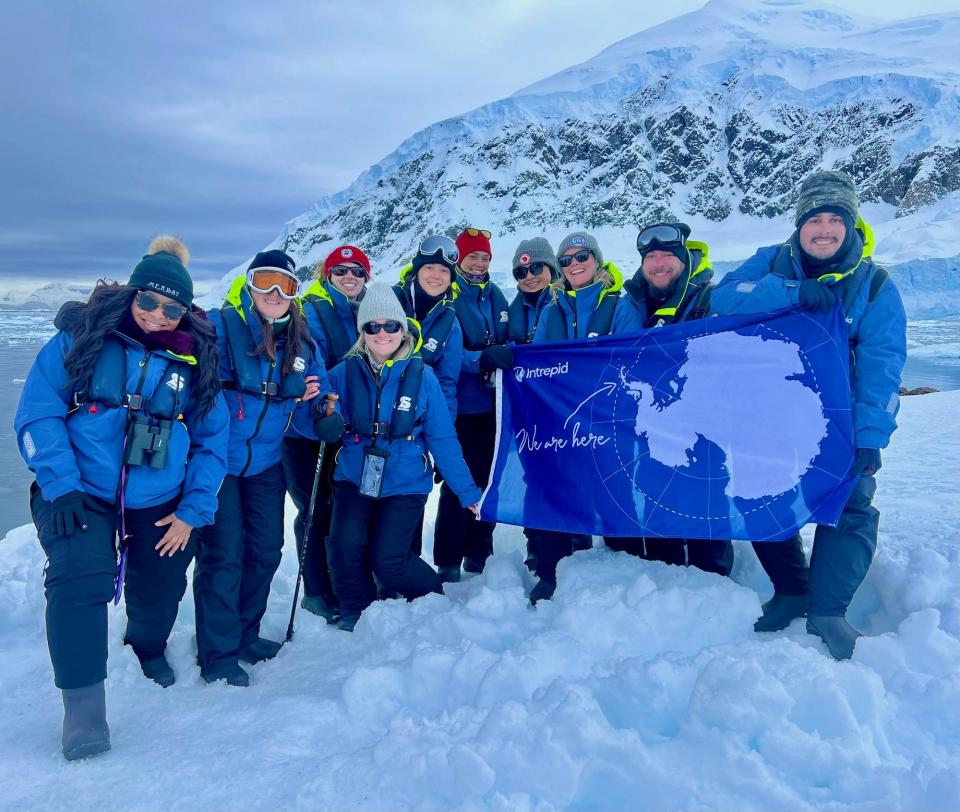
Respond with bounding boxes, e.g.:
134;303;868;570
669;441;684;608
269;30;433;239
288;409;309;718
128;251;193;307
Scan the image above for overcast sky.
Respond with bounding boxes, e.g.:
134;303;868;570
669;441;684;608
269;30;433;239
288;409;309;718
1;0;954;283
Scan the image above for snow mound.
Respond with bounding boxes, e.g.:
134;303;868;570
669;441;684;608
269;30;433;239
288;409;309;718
0;391;958;811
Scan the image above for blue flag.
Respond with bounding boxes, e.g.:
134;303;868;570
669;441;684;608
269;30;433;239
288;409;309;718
479;307;858;541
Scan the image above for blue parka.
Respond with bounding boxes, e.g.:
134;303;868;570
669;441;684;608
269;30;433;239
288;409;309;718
623;240;715;328
15;322;230;529
394;267;463;420
300;278;360;370
533;262;644;342
453;271;510;416
710;219;906;450
328;353;482;507
209;278;329;477
507;286;552;344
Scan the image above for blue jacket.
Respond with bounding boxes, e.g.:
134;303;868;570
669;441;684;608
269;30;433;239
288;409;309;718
508;287;552;344
329;354;482;506
209;278;329;477
711;220;906;449
623;241;715;328
533;263;643;342
453;271;510;416
301;279;359;369
15;328;230;528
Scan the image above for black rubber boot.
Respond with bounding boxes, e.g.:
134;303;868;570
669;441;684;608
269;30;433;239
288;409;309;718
463;558;485;574
201;661;250;687
529;579;556;606
336;614;360;632
61;682;111;761
438;566;461;584
754;592;809;632
807;615;862;661
137;654;175;688
300;594;338;624
238;637;283;664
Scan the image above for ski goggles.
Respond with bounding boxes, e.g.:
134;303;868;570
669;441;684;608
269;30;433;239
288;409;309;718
512;262;546;281
135;291;188;321
329;265;367;279
558;250;593;268
417;235;459;265
362;320;403;335
464;227;492;238
637;223;686;254
246;267;300;300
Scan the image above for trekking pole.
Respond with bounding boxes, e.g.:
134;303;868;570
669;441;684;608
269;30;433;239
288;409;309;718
285;393;337;643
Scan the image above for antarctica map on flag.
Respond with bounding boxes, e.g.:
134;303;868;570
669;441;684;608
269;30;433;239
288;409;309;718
480;307;859;541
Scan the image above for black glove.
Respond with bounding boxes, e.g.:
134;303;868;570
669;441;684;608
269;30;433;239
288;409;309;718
797;279;837;314
50;491;88;536
479;345;515;372
851;448;881;477
313;411;345;444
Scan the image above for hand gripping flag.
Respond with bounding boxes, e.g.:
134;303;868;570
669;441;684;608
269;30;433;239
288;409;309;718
479;307;858;541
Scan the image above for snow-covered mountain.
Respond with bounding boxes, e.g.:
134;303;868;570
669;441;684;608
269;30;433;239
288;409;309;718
0;281;93;311
267;0;960;274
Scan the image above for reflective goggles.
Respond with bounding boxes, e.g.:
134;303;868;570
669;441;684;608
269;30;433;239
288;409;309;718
637;223;686;254
362;320;403;335
512;262;546;281
329;264;367;279
465;227;492;238
558;250;593;268
135;290;188;321
246;267;300;300
417;235;459;265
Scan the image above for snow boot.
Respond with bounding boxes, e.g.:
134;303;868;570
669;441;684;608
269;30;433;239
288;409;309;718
137;653;175;688
301;594;338;624
438;566;460;584
463;558;485;574
238;637;283;664
754;592;809;632
201;662;250;687
336;614;360;633
61;682;111;762
529;578;556;606
807;615;861;661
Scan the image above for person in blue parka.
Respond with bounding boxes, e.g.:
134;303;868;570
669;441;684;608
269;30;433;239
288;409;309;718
14;236;229;760
711;170;907;660
314;282;482;632
281;244;369;623
194;250;328;686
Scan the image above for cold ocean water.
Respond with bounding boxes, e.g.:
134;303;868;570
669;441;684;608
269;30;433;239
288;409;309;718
1;311;958;539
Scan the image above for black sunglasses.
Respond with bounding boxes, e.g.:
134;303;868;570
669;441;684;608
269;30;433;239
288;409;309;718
136;291;187;321
330;265;367;279
637;223;687;253
512;262;547;281
362;320;403;335
558;250;592;268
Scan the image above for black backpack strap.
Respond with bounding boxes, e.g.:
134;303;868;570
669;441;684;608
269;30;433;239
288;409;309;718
868;266;889;302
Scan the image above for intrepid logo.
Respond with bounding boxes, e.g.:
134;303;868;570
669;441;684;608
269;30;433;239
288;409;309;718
513;361;569;383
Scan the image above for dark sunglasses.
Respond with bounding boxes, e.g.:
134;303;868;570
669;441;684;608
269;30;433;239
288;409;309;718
465;227;492;238
330;265;367;279
417;235;459;265
362;320;403;335
136;291;188;321
512;262;547;281
558;250;592;268
637;223;687;253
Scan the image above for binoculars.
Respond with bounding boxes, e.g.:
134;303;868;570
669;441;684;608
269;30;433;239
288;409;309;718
126;416;173;469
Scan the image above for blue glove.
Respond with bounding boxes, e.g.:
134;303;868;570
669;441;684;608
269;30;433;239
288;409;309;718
797;279;837;314
851;448;881;477
50;491;88;536
313;411;345;444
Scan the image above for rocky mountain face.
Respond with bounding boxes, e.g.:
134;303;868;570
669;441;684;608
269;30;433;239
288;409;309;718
277;0;960;267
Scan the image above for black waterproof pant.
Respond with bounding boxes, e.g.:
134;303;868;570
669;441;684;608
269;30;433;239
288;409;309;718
327;481;440;618
753;473;879;615
281;436;337;604
605;536;734;577
194;463;286;674
433;411;494;571
530;529;592;584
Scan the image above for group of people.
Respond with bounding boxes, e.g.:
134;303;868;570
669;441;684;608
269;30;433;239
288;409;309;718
15;169;906;761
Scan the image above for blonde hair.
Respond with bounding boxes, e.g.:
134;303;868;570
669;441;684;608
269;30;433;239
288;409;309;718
551;259;612;301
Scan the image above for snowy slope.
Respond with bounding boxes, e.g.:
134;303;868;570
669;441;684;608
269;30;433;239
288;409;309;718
0;391;957;811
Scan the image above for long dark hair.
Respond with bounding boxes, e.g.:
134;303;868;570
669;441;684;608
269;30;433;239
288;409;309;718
61;281;221;418
250;302;310;376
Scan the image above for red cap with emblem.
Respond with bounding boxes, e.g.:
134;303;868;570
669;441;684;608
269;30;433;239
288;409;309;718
322;245;372;279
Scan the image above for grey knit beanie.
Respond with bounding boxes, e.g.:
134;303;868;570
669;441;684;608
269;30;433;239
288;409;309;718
356;282;407;332
556;231;603;269
794;170;859;227
512;237;560;280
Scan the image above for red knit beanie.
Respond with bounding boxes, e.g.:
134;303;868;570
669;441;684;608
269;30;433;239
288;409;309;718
322;245;371;279
455;229;492;262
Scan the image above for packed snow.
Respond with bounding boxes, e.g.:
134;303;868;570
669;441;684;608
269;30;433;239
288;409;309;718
1;390;957;812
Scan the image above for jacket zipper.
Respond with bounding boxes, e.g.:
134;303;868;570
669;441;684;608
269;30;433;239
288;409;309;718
239;359;276;477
